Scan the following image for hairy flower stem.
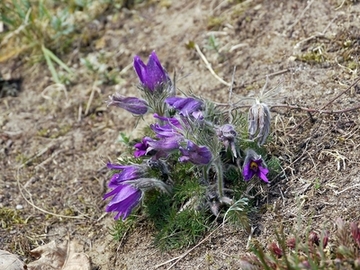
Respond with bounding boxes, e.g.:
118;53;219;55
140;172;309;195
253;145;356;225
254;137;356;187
213;159;224;200
202;166;209;185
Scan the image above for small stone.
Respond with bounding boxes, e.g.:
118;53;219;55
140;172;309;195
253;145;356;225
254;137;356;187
16;205;23;210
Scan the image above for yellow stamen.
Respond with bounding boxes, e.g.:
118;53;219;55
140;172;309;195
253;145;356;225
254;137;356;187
250;161;259;172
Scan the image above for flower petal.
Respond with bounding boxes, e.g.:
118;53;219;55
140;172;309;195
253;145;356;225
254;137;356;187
258;166;269;183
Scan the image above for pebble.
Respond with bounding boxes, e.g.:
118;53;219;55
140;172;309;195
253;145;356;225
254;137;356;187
16;205;23;210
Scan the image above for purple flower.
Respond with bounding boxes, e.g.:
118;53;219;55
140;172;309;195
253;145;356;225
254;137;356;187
179;140;212;165
150;120;184;139
153;113;181;128
147;136;182;153
242;149;269;183
134;137;154;158
104;184;141;220
107;94;148;115
133;51;171;92
106;163;147;187
165;96;203;118
104;163;147;220
104;162;171;220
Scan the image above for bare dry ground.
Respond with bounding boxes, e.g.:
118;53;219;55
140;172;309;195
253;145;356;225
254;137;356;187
1;0;360;269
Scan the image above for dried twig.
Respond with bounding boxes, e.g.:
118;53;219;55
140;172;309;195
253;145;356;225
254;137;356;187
85;77;100;116
16;168;87;219
228;66;237;123
333;184;360;195
293;15;337;50
286;0;315;34
287;76;360;134
223;102;360;115
194;44;231;87
270;103;360;114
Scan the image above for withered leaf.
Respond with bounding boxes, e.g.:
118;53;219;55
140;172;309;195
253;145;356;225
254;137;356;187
27;240;90;270
0;250;25;270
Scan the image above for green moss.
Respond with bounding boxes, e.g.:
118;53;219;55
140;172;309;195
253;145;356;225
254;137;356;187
37;124;71;138
62;207;75;216
0;208;25;229
296;50;327;64
15;153;31;165
207;16;224;30
37;128;50;137
347;61;358;71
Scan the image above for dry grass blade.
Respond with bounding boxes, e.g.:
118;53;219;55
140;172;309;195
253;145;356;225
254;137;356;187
194;43;231;87
16;168;87;220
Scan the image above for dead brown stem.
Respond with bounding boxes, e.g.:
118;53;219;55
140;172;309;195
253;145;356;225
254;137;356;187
287;76;360;134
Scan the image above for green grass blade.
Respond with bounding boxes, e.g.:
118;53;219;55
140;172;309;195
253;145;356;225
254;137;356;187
42;46;73;74
42;45;60;84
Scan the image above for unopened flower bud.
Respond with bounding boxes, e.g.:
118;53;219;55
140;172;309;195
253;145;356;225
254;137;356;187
322;231;329;248
309;231;320;246
268;242;282;258
351;222;360;247
107;94;148;115
217;124;237;157
133;51;173;94
248;101;271;146
286;237;296;249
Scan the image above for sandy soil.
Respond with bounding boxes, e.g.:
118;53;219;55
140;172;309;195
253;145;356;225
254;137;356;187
1;0;360;269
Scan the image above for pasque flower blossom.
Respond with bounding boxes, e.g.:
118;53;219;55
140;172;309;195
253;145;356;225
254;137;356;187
165;96;204;118
107;94;148;115
134;137;155;158
104;183;142;220
104;163;146;220
147;136;182;153
134;51;172;92
242;149;269;183
104;162;172;220
179;140;212;165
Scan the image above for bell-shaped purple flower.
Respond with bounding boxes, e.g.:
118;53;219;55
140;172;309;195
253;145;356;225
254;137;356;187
104;162;171;220
106;163;147;187
104;163;147;220
147;136;182;153
153;113;182;128
165;96;204;118
133;51;172;92
242;149;269;183
179;140;212;165
150;120;184;139
104;184;142;220
107;94;148;115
